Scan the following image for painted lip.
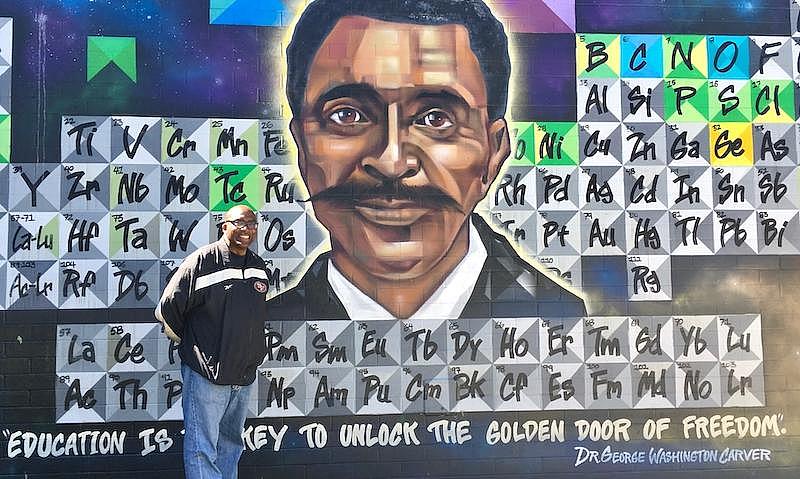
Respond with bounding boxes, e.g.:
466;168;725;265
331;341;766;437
353;198;432;226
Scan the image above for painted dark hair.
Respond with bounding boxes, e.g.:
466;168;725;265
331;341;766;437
286;0;511;120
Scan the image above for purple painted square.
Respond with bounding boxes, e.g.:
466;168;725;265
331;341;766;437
494;0;575;33
511;33;577;122
577;0;789;35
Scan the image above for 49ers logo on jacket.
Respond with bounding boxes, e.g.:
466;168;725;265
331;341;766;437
253;281;267;293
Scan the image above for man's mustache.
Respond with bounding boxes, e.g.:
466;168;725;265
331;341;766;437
302;180;464;213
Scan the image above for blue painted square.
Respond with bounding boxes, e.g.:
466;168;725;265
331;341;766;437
621;34;663;78
708;35;750;80
210;0;289;27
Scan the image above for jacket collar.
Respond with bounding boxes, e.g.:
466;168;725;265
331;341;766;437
217;237;253;266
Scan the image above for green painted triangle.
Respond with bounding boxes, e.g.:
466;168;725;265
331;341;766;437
517;122;534;135
161;123;176;160
0;115;10;163
778;83;795;120
667;102;705;122
241;166;265;210
87;36;137;82
109;169;122;207
711;108;749;123
110;220;124;255
86;40;107;82
43;215;60;257
665;65;705;80
581;63;616;79
241;121;261;160
115;41;137;81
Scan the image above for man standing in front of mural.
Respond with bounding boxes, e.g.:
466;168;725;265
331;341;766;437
269;0;587;320
155;205;269;478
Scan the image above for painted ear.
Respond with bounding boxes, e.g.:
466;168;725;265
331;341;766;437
289;118;307;177
482;118;511;191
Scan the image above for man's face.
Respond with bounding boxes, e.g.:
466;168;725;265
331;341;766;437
221;207;258;252
292;16;509;279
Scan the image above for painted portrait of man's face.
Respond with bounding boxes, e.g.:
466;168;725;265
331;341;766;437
291;16;510;281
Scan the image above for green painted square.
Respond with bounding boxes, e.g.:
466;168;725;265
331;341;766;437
534;122;579;165
664;79;708;122
750;80;795;123
509;122;535;165
663;35;706;79
87;36;137;82
708;80;752;122
209;164;264;211
0;114;10;163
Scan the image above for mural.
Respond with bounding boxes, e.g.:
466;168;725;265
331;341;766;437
0;0;798;478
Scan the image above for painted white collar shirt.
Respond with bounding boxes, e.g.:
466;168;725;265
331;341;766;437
327;219;488;320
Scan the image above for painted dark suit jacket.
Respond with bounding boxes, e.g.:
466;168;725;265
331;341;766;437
266;214;587;320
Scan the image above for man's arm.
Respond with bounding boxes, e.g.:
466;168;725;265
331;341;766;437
154;259;196;342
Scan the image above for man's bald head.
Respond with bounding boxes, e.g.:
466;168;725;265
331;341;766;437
221;206;258;255
223;205;256;222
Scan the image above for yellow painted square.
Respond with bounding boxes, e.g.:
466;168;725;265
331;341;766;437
709;122;753;166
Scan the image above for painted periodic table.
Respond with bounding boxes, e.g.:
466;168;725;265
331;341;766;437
2;1;799;477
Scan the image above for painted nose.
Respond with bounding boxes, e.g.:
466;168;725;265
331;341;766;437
362;103;420;180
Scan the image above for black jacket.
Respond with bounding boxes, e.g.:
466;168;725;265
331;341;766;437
266;214;587;320
156;240;269;385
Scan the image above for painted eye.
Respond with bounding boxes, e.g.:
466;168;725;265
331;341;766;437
415;109;453;129
329;107;367;126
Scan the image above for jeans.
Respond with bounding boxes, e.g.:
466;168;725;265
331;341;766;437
181;363;254;479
